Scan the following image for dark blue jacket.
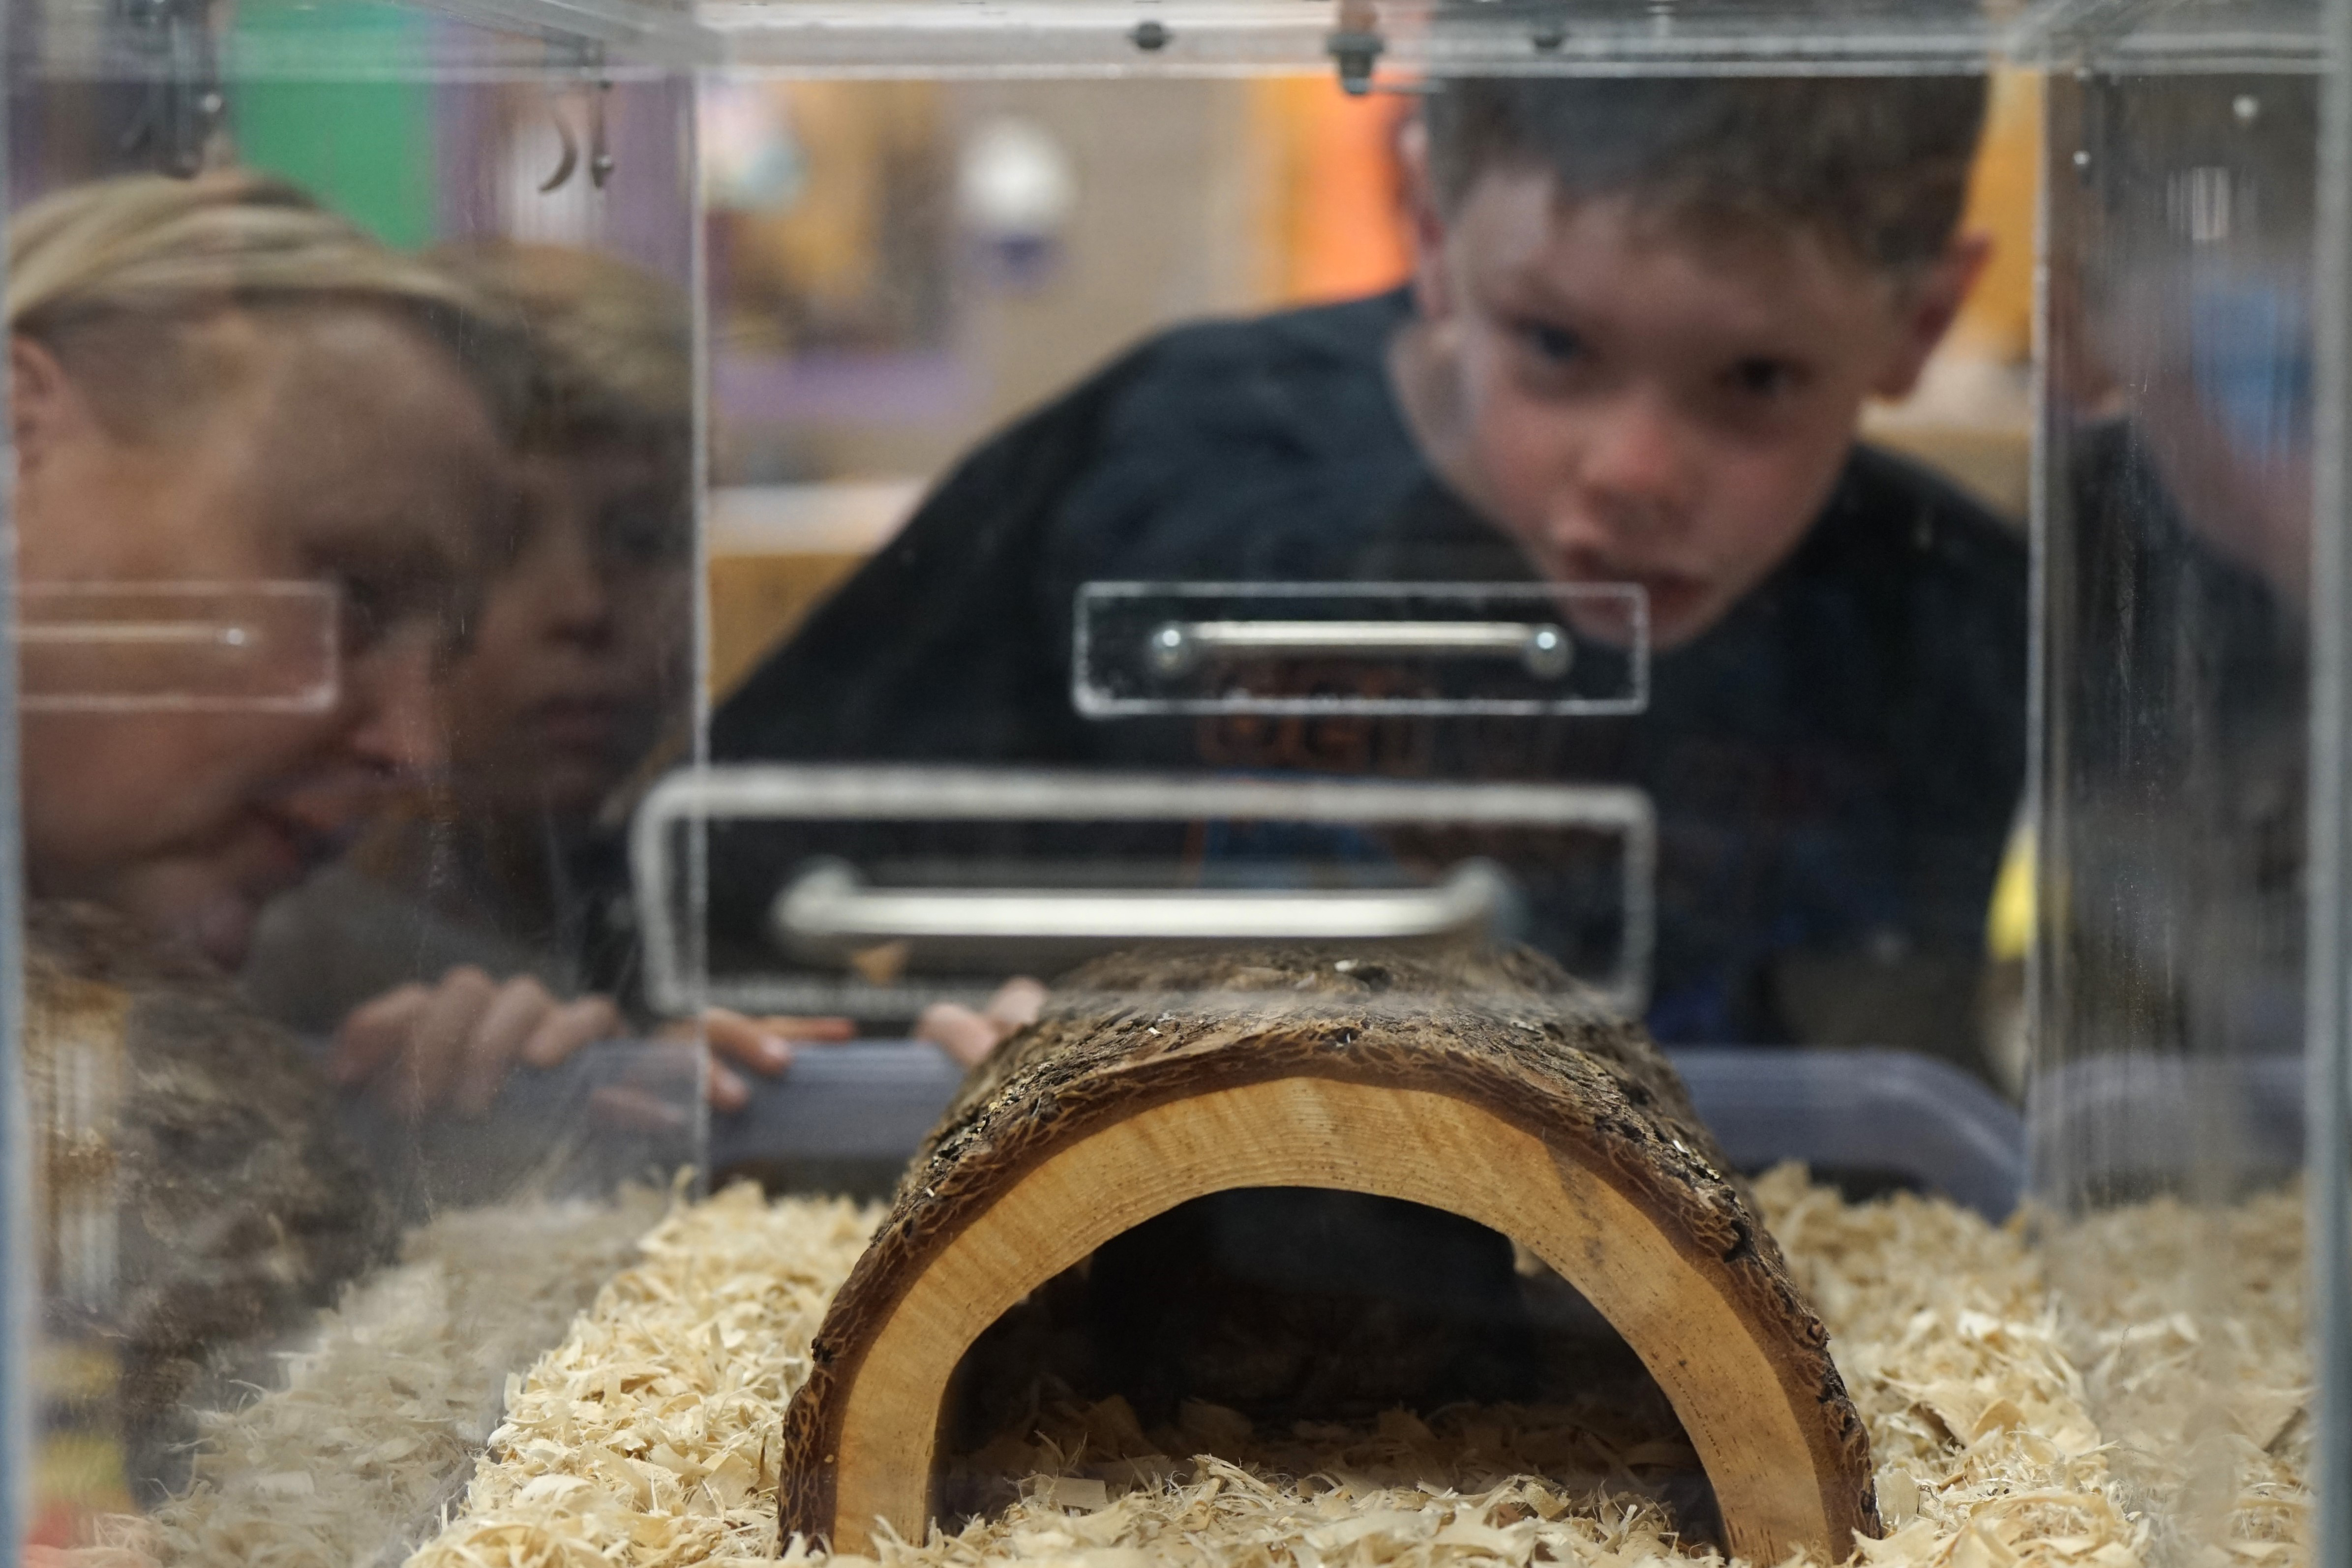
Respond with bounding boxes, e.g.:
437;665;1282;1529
714;291;2028;1051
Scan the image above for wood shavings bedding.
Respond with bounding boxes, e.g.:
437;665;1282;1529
129;1187;669;1568
402;1169;2311;1568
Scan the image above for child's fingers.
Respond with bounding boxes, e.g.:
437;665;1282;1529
702;1007;795;1075
914;1002;1001;1068
520;995;624;1069
912;982;1043;1068
589;1083;691;1134
984;978;1047;1031
453;975;561;1119
708;1060;752;1112
388;965;498;1118
328;983;432;1087
758;1015;856;1042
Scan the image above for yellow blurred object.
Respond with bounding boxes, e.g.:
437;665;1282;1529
709;552;866;698
1987;815;2035;963
1247;76;1413;305
714;81;947;357
706;482;924;698
1867;424;2030;518
33;1431;132;1513
1865;70;2042;519
34;1343;120;1405
1951;69;2043;362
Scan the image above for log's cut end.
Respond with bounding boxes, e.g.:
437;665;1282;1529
778;946;1876;1564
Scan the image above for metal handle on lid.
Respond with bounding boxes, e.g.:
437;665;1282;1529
18;622;254;647
13;583;337;711
772;858;1511;962
1146;618;1572;679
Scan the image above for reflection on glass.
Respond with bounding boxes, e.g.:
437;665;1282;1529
2034;71;2317;1568
17;583;339;713
2039;73;2314;1204
0;9;2334;1565
9;88;706;1556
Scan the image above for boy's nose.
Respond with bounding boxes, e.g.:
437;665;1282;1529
1578;390;1696;527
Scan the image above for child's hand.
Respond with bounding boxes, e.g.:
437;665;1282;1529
684;1007;855;1110
569;1009;858;1131
914;977;1047;1067
328;968;853;1117
329;967;621;1120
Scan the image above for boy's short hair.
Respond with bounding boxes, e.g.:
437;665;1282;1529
428;241;691;464
1421;74;1989;275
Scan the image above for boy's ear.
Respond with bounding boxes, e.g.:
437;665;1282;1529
11;334;98;482
1869;231;1994;400
1398;117;1457;321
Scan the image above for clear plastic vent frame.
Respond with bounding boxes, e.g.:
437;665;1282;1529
0;0;2347;1565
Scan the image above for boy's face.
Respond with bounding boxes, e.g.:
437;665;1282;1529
442;443;692;823
1407;162;1981;648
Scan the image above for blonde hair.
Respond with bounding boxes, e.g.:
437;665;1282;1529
429;241;690;459
9;169;512;438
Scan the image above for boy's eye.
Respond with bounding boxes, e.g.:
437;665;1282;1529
1726;357;1806;398
1517;320;1585;365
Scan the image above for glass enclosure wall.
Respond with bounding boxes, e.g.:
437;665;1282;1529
0;0;2342;1563
8;3;705;1556
2032;63;2321;1566
2036;70;2314;1210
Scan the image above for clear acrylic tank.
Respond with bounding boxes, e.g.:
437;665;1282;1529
0;0;2342;1564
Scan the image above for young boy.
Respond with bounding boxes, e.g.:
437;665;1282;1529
243;243;854;1117
713;74;2026;1059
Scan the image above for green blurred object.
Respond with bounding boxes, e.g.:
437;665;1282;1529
228;0;437;248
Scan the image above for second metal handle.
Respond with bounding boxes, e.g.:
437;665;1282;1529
773;859;1513;963
1147;618;1572;679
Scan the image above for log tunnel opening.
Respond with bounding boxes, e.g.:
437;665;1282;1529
934;1186;1720;1544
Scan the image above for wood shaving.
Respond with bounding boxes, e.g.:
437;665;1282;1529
141;1186;669;1568
401;1169;2311;1568
400;1182;880;1568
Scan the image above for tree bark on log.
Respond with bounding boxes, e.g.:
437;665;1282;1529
779;945;1876;1562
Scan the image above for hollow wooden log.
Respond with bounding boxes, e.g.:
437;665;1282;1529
779;945;1876;1562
